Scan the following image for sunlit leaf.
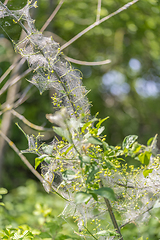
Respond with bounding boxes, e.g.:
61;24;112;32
153;199;160;209
97;126;105;135
87;137;102;145
86;166;99;184
138;152;152;166
79;155;91;164
75;192;92;204
102;142;109;151
0;202;5;206
0;188;8;195
143;168;153;177
96;116;109;129
42;144;54;155
62;170;75;181
122;135;138;150
35;155;52;169
93;187;116;201
53;127;71;143
81;118;98;133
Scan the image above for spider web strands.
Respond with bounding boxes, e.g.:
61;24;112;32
0;0;64;85
0;1;29;34
13;31;90;118
61;0;139;50
120;205;153;229
0;129;69;201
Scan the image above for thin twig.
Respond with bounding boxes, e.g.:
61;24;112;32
40;0;65;32
99;181;123;240
0;61;17;84
0;68;31;96
66;56;111;66
61;0;139;50
3;0;9;5
0;130;68;201
0;130;44;182
13;84;33;109
11;109;51;131
96;0;101;22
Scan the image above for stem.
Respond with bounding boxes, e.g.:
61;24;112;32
99;181;123;240
40;0;65;32
61;0;139;50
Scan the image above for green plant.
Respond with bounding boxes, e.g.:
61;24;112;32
0;0;160;239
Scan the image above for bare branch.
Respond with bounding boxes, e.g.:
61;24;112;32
61;0;139;50
40;0;65;32
0;62;17;84
65;56;111;66
96;0;101;22
0;67;31;96
11;109;51;131
3;0;9;5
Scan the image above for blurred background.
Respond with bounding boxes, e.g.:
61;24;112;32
0;0;160;238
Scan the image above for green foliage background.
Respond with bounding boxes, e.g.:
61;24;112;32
0;0;160;239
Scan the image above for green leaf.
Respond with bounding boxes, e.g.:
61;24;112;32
93;187;116;201
95;229;118;236
79;155;91;164
138;152;152;166
75;192;92;204
102;159;116;170
42;144;54;155
62;170;75;181
90;192;98;201
87;137;102;145
147;137;154;146
0;202;5;206
102;142;109;151
81;118;98;132
53;127;71;143
143;168;153;177
64;145;74;155
35;154;52;169
96;116;109;129
97;126;105;135
122;135;138;150
96;117;109;128
0;188;8;195
153;199;160;209
86;166;99;184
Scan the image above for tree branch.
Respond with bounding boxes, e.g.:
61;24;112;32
40;0;65;32
96;0;101;22
61;0;139;50
65;56;111;66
